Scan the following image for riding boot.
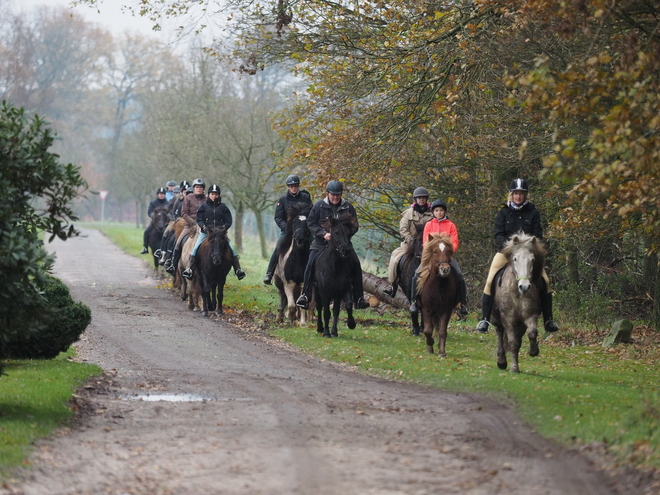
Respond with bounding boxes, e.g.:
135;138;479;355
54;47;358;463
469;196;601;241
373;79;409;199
232;255;246;280
476;293;493;333
167;248;180;274
182;255;196;279
541;291;559;332
263;248;278;285
141;229;149;254
409;273;419;313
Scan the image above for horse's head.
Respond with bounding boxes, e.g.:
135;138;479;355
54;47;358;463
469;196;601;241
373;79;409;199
207;227;230;266
424;233;454;277
152;207;169;231
504;233;547;294
288;204;312;247
321;214;356;259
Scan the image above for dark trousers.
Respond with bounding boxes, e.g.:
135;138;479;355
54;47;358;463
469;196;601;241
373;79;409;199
143;224;154;248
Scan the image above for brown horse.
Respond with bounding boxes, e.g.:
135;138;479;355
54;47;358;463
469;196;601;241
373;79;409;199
491;233;546;373
416;233;459;357
178;224;202;311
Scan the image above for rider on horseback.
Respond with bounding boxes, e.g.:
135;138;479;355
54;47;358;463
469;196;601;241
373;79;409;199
167;178;207;274
182;184;245;280
475;178;558;334
263;174;313;285
295;180;370;310
383;187;433;298
408;200;468;318
140;187;168;254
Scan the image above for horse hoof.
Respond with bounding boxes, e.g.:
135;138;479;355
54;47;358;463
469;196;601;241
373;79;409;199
412;330;420;336
347;317;356;329
439;353;447;358
426;346;434;354
497;361;507;370
323;333;331;338
331;332;338;338
529;348;540;357
202;311;209;317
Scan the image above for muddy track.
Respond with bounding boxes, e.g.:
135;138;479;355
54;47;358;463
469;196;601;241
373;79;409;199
0;229;632;494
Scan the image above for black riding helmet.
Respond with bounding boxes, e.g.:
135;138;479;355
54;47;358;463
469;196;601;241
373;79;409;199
286;174;301;186
430;199;447;211
413;187;429;198
157;187;166;195
208;184;221;194
509;178;528;192
180;180;191;191
326;180;343;194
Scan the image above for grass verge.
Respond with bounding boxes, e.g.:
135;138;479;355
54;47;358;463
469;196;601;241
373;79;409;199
88;221;660;472
0;350;102;477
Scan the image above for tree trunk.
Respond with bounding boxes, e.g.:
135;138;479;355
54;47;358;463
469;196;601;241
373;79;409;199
254;209;268;259
234;201;244;254
567;245;579;285
361;271;410;310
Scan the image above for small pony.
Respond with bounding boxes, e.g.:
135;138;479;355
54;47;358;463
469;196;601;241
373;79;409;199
397;223;425;336
146;206;169;271
416;233;459;357
196;227;233;317
274;203;312;325
490;232;546;373
313;214;359;338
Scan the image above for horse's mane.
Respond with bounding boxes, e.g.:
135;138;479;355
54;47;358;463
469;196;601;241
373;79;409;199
319;213;358;242
417;233;454;292
404;223;425;259
198;226;231;260
501;232;546;279
277;203;313;258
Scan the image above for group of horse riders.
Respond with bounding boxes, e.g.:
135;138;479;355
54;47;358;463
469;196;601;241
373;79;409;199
141;178;245;281
142;174;558;334
262;175;371;311
381;178;558;334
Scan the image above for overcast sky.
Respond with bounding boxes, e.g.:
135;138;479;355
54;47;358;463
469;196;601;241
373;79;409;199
15;0;171;39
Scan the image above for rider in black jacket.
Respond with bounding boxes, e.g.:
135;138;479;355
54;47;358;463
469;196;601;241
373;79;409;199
141;187;169;254
476;178;558;334
295;180;369;310
182;184;245;280
263;174;313;285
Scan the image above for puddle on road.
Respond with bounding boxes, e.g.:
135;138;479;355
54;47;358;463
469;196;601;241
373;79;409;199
120;393;254;403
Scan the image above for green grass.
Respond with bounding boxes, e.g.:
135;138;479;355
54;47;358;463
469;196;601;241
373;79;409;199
0;350;101;476
87;221;660;470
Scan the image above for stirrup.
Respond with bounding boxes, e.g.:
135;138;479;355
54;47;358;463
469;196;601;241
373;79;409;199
296;295;309;309
182;268;193;279
140;247;148;254
356;297;370;309
154;249;162;258
383;285;395;297
166;263;176;274
235;269;246;280
263;273;273;285
476;320;489;334
409;302;418;313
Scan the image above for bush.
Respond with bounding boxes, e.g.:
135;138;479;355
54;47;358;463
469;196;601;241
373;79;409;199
1;277;91;359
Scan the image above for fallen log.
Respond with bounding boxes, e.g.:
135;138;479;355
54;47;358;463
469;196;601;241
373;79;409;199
361;271;410;310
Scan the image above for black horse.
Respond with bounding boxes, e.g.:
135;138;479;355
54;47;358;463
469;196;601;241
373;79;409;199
313;214;359;338
273;203;312;324
195;227;233;317
398;224;424;336
147;206;170;270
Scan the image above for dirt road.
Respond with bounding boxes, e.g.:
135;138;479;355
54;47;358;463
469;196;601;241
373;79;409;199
2;229;624;494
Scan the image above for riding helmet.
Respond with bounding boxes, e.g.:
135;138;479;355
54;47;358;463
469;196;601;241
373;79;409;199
286;174;301;186
413;187;429;199
192;178;206;188
208;184;221;194
166;180;177;188
509;178;528;192
430;199;447;211
180;180;191;191
173;186;181;194
186;186;194;194
326;180;343;194
157;187;166;195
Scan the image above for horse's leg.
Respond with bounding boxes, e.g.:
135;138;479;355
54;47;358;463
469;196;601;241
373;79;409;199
411;310;421;336
508;327;522;373
216;277;226;315
316;301;324;334
330;296;341;337
346;296;356;329
285;283;297;325
276;287;285;323
526;316;540;357
496;325;507;370
209;283;217;313
181;278;188;301
323;301;332;338
422;309;435;354
437;313;451;358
